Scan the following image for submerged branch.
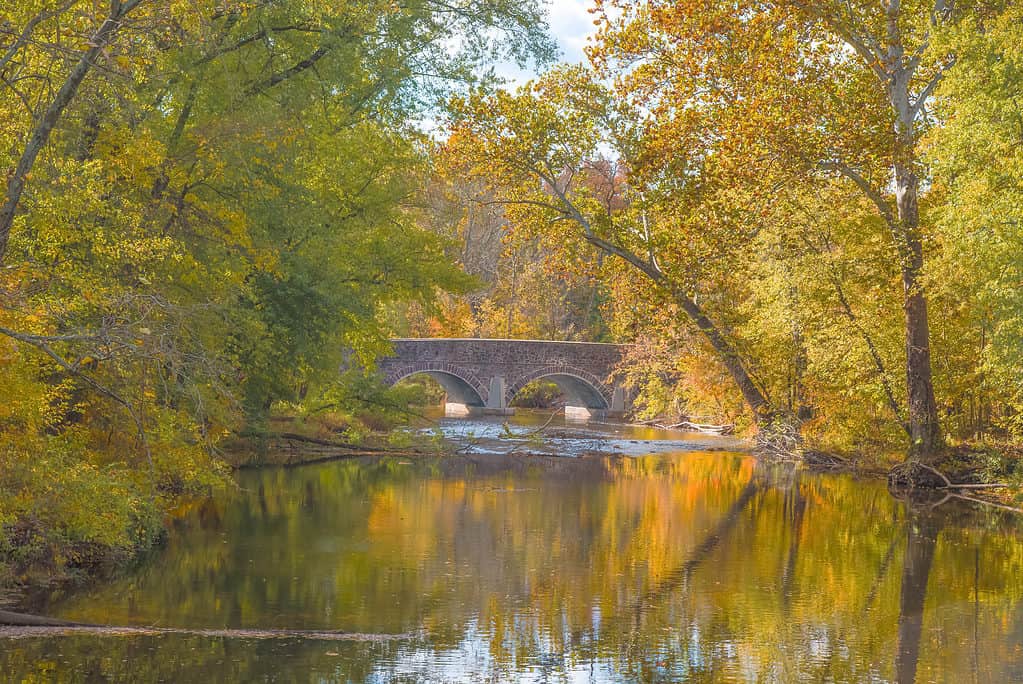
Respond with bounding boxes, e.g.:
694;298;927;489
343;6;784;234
949;493;1023;515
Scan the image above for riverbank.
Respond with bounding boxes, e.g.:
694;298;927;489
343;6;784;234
227;412;1023;517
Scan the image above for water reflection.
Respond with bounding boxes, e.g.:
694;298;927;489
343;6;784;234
895;510;940;684
3;447;1023;683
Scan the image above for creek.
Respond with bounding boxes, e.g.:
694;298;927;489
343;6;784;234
2;412;1021;682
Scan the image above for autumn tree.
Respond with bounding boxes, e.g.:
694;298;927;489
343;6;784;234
404;169;610;341
446;67;793;446
581;0;990;466
924;1;1023;441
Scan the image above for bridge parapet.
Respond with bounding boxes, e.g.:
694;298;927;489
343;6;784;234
377;339;629;419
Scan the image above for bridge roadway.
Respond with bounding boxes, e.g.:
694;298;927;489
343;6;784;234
376;338;629;419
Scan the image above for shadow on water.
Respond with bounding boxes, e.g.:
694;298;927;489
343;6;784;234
2;418;1022;682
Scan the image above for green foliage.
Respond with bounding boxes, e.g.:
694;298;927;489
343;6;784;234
0;0;551;588
509;380;563;408
926;2;1023;439
395;374;448;406
0;436;164;575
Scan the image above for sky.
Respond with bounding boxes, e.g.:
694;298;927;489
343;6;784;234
495;0;599;86
546;0;598;64
418;1;599;134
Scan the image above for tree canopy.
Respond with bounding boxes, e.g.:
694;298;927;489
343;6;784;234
441;0;1023;467
0;0;551;583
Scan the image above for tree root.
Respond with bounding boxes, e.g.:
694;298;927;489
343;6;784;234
753;419;803;462
751;418;849;467
888;461;952;490
801;449;849;468
886;462;1023;517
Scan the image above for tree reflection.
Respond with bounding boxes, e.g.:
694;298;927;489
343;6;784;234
3;452;1023;682
895;509;940;684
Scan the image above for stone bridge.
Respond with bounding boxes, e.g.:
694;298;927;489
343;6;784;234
377;339;629;419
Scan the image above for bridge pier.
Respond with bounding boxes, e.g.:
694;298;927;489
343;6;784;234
564;386;628;422
609;385;627;418
483;376;514;416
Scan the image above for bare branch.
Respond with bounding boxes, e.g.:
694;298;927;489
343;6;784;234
243;45;331;96
912;58;956;118
791;0;887;84
0;322;156;485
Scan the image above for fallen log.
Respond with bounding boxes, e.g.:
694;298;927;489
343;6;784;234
633;417;676;427
0;611;414;641
275;433;426;453
0;610;91;627
0;625;415;640
669;421;735;435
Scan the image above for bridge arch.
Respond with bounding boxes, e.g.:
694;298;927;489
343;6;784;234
507;366;612;410
375;339;629;418
388;365;487;407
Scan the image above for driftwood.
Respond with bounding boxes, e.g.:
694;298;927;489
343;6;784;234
639;419;736;435
667;421;735;435
633;418;670;427
0;611;413;641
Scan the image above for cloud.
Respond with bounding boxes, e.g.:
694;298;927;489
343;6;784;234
548;0;598;63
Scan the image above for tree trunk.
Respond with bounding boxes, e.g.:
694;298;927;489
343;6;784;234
566;187;778;430
894;161;942;461
885;1;943;461
675;293;774;422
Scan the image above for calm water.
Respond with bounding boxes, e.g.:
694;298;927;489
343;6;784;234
3;417;1023;683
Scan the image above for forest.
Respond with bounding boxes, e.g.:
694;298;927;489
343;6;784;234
1;0;1022;594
